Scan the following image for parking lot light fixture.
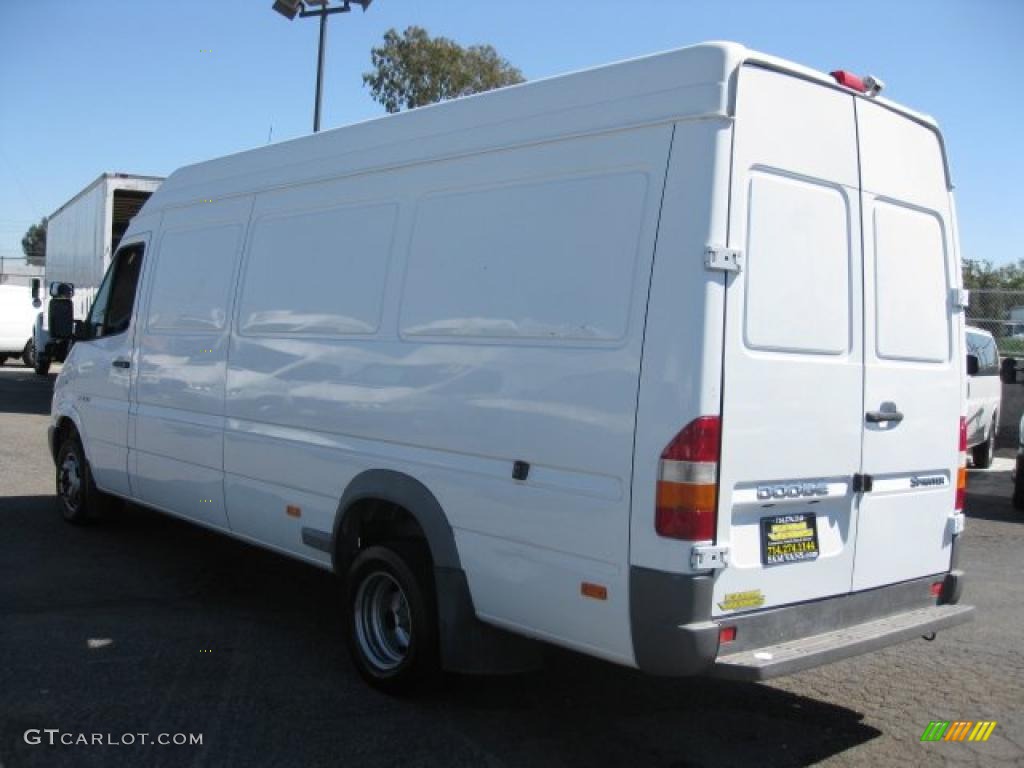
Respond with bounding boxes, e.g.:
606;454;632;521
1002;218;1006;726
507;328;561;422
271;0;374;133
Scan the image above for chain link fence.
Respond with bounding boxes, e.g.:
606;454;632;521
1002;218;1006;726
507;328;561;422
967;289;1024;358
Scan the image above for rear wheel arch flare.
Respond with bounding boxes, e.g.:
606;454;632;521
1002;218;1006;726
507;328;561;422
332;470;460;575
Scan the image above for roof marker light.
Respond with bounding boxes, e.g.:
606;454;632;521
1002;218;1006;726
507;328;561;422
830;70;885;96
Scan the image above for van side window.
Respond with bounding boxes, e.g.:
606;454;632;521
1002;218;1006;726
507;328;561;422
86;244;145;338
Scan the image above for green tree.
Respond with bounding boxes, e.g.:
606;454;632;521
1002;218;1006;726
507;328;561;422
963;258;1024;291
363;26;525;113
21;217;46;267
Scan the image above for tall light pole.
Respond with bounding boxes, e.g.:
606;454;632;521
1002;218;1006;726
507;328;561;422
272;0;374;133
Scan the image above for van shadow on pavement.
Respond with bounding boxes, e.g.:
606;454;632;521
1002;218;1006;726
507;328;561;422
0;365;54;416
0;493;880;768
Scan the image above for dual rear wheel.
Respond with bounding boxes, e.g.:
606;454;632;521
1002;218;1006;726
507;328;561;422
345;543;439;693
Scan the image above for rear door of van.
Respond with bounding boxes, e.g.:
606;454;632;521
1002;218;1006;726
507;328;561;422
713;65;960;616
852;98;961;590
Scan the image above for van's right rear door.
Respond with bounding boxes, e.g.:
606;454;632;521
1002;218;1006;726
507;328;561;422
852;99;961;590
712;66;865;616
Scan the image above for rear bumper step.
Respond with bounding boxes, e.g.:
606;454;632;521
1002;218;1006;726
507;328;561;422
713;603;974;680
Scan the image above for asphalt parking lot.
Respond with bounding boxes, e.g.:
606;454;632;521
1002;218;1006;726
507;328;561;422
0;364;1021;768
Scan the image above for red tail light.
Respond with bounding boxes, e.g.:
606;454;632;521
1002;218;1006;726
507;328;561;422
956;416;967;511
656;416;720;541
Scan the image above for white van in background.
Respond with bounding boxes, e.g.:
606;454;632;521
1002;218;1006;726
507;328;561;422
0;283;38;367
964;326;1001;468
45;42;972;692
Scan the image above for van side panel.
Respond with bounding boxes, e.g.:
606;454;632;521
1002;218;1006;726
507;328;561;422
223;126;673;663
131;197;252;530
629;118;732;575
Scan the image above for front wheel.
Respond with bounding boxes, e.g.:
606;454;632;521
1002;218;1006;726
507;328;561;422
22;339;35;368
345;543;439;694
55;434;118;523
971;417;997;469
34;352;51;376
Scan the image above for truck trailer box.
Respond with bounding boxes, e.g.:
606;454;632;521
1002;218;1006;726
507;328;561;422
33;173;162;373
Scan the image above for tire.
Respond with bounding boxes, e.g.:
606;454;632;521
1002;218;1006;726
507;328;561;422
34;353;50;376
1015;463;1024;512
0;354;7;366
345;543;439;694
22;340;34;368
971;417;996;469
55;433;117;524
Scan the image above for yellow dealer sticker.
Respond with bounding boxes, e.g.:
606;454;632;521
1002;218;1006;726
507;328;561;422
761;512;820;565
718;589;765;612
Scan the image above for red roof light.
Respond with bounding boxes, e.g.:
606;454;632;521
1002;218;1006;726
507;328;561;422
830;70;868;93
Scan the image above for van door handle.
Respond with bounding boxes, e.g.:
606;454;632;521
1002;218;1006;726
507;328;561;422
866;409;903;424
112;358;131;369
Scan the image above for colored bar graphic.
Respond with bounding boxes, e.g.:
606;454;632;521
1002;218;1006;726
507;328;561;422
968;722;998;742
921;720;997;743
944;721;972;741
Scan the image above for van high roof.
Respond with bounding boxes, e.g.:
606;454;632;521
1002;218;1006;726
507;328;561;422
146;41;949;214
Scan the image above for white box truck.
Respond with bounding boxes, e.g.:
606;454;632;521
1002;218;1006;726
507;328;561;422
44;42;972;692
32;173;162;374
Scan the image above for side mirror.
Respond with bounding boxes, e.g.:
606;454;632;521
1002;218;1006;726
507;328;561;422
49;281;74;299
966;354;979;377
48;298;74;340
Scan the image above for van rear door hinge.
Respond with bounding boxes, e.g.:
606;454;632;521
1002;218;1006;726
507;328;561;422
951;288;969;310
705;246;742;273
691;544;729;570
852;473;874;493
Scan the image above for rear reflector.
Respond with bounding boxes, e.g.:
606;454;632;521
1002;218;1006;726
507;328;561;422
930;581;943;597
830;70;868;93
956;416;967;511
656;416;721;541
719;625;737;644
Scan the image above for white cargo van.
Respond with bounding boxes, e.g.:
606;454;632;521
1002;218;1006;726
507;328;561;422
964;326;1001;468
46;42;973;691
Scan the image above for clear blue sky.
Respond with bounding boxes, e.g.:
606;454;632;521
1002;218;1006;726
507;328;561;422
1;0;1021;266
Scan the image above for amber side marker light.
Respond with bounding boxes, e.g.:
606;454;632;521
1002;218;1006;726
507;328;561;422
581;582;608;600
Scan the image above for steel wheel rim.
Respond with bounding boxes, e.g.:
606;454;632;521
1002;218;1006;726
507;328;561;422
59;450;82;514
354;570;412;671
